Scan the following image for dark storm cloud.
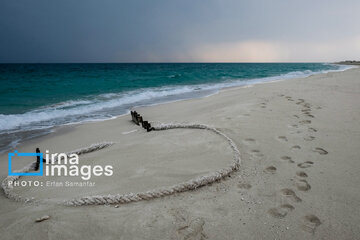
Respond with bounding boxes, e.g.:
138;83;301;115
0;0;359;62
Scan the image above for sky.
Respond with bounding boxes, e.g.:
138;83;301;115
0;0;359;63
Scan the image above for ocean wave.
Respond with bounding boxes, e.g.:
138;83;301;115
0;85;201;132
0;64;354;133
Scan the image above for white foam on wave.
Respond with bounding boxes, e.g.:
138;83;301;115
0;64;354;133
0;85;200;132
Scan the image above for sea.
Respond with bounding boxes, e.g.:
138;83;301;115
0;63;353;153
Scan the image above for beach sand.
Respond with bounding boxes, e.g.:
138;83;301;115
0;67;359;239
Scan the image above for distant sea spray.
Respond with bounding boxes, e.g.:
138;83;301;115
0;63;353;152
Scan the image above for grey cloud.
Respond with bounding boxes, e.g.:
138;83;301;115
0;0;359;62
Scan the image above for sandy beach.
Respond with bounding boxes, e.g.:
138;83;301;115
1;67;360;239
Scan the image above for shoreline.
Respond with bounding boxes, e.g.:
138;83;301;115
0;64;355;154
1;67;360;239
40;63;358;137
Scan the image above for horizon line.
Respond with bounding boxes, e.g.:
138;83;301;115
0;61;334;64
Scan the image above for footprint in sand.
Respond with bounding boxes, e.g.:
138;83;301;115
243;138;256;145
313;147;328;155
268;204;294;219
264;166;277;174
289;124;298;129
301;109;311;113
250;149;264;157
291;145;301;150
297;161;314;168
277;136;288;142
293;115;300;119
303;103;311;108
285;96;294;101
302;215;321;233
296;171;308;178
170;208;207;240
304;136;315;141
299;120;311;125
296;179;311;191
280;156;294;163
289;129;303;135
296;99;305;105
304;113;315;118
280;188;302;202
308;127;317;133
237;182;252;189
177;218;206;240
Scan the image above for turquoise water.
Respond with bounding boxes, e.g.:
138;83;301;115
0;63;350;151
